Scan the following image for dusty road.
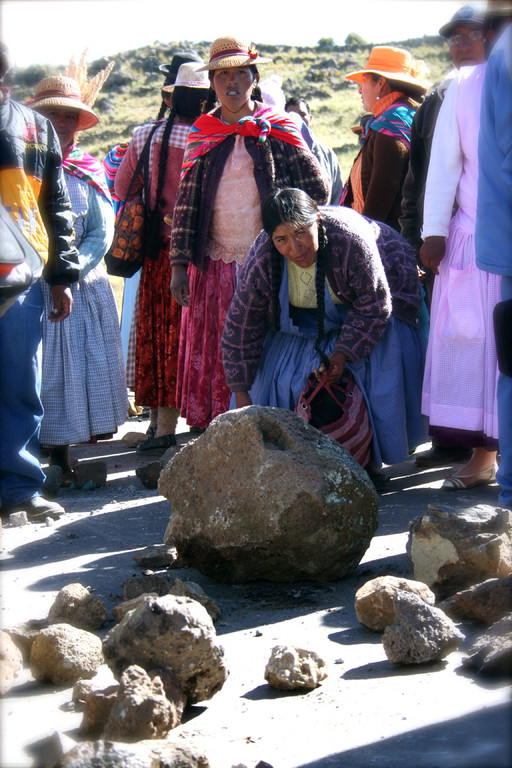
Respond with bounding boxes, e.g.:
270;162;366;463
1;415;510;768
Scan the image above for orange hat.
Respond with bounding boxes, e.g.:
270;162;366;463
345;46;429;92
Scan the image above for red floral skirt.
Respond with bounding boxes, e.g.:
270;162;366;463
176;257;236;428
135;241;181;409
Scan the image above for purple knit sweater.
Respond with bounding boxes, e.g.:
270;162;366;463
222;206;421;391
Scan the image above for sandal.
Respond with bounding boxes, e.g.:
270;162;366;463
442;464;496;491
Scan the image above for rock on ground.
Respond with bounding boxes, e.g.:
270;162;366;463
102;595;228;704
355;575;436;632
103;665;179;741
439;575;512;625
55;738;210;767
159;406;379;583
462;613;512;676
382;591;465;665
0;629;23;694
48;583;109;631
264;645;328;690
407;504;512;598
30;623;104;685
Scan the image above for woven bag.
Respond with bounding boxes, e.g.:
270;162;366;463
104;123;159;278
295;369;372;467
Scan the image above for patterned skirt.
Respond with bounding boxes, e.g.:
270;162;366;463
135;242;182;409
176;256;237;429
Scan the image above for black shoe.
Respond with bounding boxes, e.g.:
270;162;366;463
368;472;391;493
136;433;177;456
414;445;473;468
189;426;206;434
2;495;66;520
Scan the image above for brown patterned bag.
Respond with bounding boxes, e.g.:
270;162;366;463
104;123;159;278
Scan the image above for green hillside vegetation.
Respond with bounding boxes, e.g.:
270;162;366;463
7;36;452;181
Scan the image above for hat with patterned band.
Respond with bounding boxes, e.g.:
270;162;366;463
160;50;204;92
29;75;99;131
345;46;429;92
197;36;273;71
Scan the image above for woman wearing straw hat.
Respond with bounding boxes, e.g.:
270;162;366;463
341;46;430;231
30;70;128;481
115;61;210;455
169;35;329;431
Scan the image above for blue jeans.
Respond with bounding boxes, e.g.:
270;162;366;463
497;275;512;509
0;280;45;507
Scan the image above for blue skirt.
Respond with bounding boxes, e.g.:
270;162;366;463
245;262;428;467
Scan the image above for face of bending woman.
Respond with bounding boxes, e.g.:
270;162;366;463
212;66;258;123
271;220;319;269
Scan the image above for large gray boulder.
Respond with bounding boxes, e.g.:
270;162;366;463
158;406;379;583
407;504;512;598
102;595;228;704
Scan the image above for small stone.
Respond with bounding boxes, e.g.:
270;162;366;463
439;575;512;625
30;623;104;685
9;511;28;527
136;461;163;489
79;684;121;737
112;593;159;623
382;592;465;665
264;645;328;690
72;462;107;489
123;574;173;600
48;583;109;631
355;575;436;632
0;629;23;694
122;431;147;448
462;614;512;676
133;545;178;568
168;579;221;621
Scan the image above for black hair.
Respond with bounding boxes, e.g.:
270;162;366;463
284;95;311;115
151;86;208;244
262;188;330;367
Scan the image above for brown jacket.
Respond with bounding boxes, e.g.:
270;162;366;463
343;108;415;231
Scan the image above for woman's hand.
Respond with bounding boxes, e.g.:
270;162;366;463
235;391;252;409
314;351;347;384
420;236;446;275
49;285;73;322
170;265;190;306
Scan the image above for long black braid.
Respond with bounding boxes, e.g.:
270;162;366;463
314;219;330;369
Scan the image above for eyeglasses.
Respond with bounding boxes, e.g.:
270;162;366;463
448;30;484;46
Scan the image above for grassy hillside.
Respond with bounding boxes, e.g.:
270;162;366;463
6;36;452;182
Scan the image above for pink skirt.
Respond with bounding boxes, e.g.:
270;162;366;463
176;257;237;429
422;209;500;441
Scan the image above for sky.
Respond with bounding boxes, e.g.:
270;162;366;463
1;0;484;70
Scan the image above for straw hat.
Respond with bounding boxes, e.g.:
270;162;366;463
197;36;272;71
160;51;203;93
173;62;209;89
345;46;429;92
30;75;99;131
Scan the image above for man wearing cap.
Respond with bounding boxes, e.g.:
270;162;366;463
400;4;486;470
475;3;512;509
0;45;79;520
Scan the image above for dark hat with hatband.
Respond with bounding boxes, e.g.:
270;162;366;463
439;5;485;38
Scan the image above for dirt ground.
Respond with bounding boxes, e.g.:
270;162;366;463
0;414;511;768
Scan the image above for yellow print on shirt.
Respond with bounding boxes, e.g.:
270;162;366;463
0;168;48;261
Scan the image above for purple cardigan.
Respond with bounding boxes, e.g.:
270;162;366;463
222;206;421;391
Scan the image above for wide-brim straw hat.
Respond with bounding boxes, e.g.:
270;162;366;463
197;36;272;71
345;46;429;92
29;75;99;131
